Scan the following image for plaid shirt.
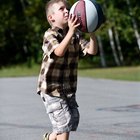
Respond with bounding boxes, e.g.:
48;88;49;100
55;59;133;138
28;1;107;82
37;27;89;97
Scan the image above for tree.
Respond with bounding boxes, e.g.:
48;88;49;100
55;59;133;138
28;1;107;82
0;0;140;68
126;0;140;51
97;35;107;67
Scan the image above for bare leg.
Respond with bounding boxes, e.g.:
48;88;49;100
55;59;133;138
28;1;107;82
49;132;57;140
57;132;69;140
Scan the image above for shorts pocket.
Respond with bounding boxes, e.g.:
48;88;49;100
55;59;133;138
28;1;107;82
47;102;62;114
52;102;70;125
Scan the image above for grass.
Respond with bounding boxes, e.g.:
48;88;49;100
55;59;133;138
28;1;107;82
0;64;40;77
0;64;140;81
78;66;140;81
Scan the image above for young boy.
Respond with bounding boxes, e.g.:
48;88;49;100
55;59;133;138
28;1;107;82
37;0;98;140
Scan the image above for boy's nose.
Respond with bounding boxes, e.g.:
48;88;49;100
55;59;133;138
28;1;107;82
65;8;68;13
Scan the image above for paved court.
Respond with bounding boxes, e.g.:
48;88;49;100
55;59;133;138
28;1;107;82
0;77;140;140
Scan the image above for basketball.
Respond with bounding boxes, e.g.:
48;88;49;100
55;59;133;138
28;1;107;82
69;0;105;33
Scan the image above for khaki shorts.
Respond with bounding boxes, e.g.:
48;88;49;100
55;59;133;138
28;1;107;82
40;93;80;134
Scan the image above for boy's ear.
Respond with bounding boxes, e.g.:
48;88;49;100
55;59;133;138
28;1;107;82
48;15;55;23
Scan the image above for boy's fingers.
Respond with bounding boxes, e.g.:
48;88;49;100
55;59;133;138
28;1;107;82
71;15;75;21
69;14;76;21
68;14;80;28
75;23;80;27
73;16;80;24
73;16;77;21
69;14;72;19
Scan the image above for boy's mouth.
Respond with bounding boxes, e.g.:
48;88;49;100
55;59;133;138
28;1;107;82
64;16;69;20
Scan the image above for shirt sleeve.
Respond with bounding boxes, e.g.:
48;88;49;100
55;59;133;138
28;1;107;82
78;31;90;56
42;30;59;57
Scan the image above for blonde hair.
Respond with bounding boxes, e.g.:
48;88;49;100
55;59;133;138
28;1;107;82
45;0;69;25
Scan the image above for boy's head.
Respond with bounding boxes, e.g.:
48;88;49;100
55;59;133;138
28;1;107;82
45;0;70;28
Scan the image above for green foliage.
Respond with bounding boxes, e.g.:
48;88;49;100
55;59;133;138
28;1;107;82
0;0;140;68
0;0;47;67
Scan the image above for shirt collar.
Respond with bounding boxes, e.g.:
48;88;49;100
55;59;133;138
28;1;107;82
51;26;69;36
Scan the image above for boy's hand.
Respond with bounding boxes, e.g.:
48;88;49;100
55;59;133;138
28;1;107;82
88;32;95;38
68;14;80;34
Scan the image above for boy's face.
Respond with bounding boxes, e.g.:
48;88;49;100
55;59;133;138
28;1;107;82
49;1;69;28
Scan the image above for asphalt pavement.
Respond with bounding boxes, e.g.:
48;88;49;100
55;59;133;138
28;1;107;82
0;77;140;140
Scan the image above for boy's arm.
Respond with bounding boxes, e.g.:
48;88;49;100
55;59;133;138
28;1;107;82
54;30;73;57
84;33;98;55
54;15;80;57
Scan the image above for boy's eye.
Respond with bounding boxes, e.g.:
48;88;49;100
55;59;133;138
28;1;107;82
60;7;63;10
59;6;66;11
67;7;70;11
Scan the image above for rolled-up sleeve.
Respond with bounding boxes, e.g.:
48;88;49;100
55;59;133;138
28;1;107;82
42;31;59;57
78;33;90;56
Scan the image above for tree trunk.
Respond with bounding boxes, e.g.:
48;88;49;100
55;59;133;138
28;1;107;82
97;35;107;67
114;28;124;65
108;28;121;66
126;0;140;50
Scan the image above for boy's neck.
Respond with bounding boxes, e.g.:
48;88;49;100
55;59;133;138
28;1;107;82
52;23;68;30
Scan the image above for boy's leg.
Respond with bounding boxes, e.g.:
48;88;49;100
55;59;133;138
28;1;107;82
49;132;57;140
40;93;75;140
43;132;69;140
57;132;69;140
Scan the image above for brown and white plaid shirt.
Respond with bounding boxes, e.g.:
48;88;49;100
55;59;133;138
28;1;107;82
37;27;89;97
